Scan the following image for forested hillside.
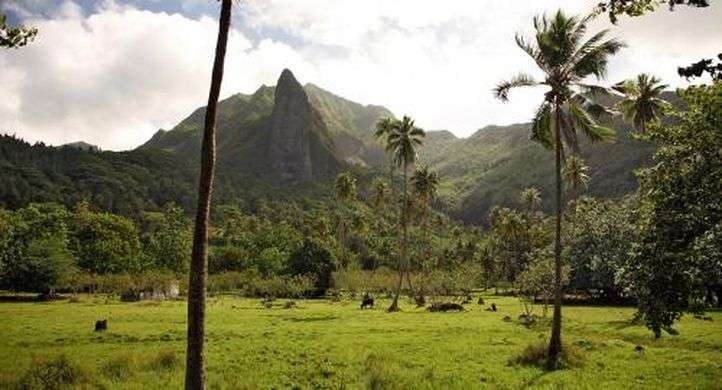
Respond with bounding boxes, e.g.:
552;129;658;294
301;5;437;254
0;70;668;224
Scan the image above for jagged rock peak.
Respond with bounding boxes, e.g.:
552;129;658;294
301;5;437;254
275;69;310;107
269;69;321;181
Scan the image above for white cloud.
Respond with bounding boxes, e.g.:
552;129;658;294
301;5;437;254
1;0;720;150
0;1;312;150
242;0;721;136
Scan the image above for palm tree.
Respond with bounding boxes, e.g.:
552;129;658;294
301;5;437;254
520;186;542;215
186;0;233;388
411;165;440;299
562;155;590;198
494;10;623;369
334;172;357;268
369;177;390;210
374;118;398;198
385;116;425;312
614;73;670;133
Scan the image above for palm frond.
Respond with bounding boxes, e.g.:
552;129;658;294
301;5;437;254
493;74;539;102
530;102;554;150
567;100;616;144
571;38;625;79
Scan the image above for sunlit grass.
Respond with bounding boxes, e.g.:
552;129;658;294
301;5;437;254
0;294;720;389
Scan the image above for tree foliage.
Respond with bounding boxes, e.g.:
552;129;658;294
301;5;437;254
629;83;722;337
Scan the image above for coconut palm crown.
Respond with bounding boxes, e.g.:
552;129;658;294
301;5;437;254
614;73;670;133
494;10;623;155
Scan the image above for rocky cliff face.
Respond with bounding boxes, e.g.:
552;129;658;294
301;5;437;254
268;69;339;181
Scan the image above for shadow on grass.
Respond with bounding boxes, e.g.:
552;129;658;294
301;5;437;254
606;319;641;330
283;316;338;323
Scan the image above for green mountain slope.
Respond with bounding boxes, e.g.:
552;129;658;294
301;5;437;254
422;119;652;224
1;69;665;225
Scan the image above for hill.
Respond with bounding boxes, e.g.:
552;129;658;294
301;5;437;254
1;69;666;224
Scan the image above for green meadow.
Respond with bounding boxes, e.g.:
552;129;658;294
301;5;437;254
1;295;720;389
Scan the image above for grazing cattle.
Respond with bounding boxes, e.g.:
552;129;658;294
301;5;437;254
634;345;645;356
428;302;465;312
95;319;107;332
361;297;374;309
477;297;485;305
485;303;498;312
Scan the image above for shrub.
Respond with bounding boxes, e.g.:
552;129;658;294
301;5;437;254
150;349;180;372
17;354;87;389
333;267;399;295
288;238;335;296
208;271;250;294
100;355;132;381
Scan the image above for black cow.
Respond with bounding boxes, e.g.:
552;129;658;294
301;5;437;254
95;319;107;332
360;297;374;309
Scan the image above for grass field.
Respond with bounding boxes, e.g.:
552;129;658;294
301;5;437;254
0;294;720;389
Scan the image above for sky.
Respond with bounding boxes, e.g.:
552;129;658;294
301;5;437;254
1;0;720;151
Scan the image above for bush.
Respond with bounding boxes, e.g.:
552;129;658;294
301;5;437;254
209;246;250;274
57;270;182;297
288;238;335;296
100;355;132;381
17;354;87;389
244;274;316;299
208;271;250;294
333;267;400;296
150;350;180;372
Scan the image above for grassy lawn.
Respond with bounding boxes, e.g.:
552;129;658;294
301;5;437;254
0;294;720;389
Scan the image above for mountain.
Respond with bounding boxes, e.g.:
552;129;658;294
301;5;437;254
421;119;652;224
140;69;390;175
1;69;663;224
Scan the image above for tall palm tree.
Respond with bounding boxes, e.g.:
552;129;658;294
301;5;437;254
614;73;670;133
374;118;398;198
334;172;357;268
385;116;425;312
411;165;440;297
562;155;590;198
186;0;232;388
494;10;623;368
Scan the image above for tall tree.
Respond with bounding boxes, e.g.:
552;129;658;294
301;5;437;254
334;172;357;268
374;118;398;198
614;73;671;133
494;10;622;368
185;1;232;388
411;165;440;292
411;165;440;223
384;116;425;312
630;83;722;338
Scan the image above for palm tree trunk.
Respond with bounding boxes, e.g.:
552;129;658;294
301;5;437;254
547;103;564;370
185;1;231;388
388;162;407;312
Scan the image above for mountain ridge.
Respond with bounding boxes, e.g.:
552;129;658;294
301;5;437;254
1;69;663;224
